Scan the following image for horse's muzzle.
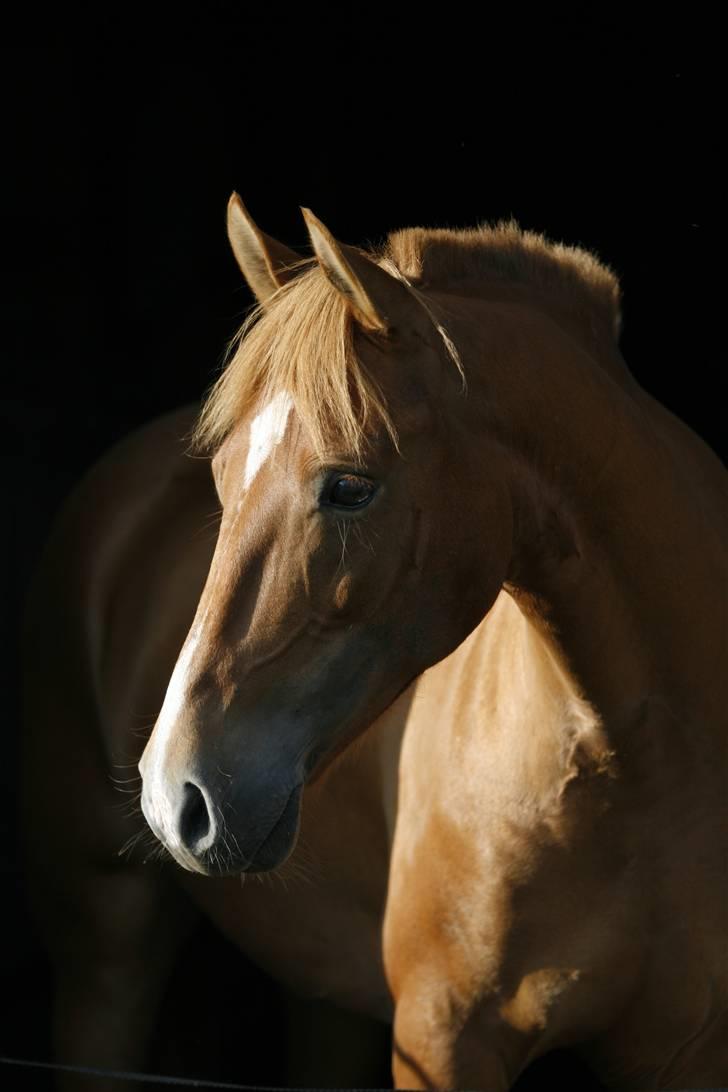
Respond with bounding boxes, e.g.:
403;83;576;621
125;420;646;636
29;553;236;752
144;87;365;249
140;772;303;876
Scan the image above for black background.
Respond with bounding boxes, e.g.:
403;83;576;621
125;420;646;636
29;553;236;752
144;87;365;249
2;8;721;1090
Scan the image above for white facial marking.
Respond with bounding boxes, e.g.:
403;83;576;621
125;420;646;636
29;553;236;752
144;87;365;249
154;629;200;751
243;391;293;491
145;627;201;845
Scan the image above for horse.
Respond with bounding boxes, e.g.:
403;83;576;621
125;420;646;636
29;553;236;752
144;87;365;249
21;193;728;1092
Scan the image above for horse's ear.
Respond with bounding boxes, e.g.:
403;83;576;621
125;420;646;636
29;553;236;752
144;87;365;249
227;193;303;305
301;207;415;334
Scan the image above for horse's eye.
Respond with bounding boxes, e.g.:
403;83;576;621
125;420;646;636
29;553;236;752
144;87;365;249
326;474;376;509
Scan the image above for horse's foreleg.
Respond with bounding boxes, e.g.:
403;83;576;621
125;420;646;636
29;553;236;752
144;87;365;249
44;865;196;1092
391;975;536;1092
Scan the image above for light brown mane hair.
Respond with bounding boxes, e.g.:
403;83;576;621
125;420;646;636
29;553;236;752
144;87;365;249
193;221;621;459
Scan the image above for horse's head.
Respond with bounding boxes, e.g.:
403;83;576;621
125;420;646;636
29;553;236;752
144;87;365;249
139;197;513;874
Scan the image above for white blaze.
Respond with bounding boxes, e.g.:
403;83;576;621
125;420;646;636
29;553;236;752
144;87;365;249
154;628;200;750
144;627;201;845
243;391;293;490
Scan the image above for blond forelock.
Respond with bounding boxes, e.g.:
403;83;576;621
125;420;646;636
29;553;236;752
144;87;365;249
193;221;621;459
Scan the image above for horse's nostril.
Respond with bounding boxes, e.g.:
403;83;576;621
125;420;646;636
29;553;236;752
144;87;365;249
179;781;213;854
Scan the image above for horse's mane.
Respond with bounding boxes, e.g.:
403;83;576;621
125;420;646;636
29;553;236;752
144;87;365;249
193;221;621;459
385;220;620;338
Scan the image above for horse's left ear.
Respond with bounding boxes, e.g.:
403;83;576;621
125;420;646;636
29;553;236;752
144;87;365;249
301;208;417;334
228;193;303;305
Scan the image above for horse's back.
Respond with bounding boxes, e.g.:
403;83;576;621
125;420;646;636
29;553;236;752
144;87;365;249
18;407;298;1087
22;405;218;858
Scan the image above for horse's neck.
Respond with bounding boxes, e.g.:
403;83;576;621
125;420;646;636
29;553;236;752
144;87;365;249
451;289;726;743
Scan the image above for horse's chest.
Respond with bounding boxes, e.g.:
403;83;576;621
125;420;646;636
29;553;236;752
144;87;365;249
180;870;393;1020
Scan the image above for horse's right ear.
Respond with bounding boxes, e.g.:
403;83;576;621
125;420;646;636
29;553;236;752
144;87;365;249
227;193;303;305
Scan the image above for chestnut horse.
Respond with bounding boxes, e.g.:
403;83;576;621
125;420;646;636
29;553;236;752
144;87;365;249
22;196;728;1091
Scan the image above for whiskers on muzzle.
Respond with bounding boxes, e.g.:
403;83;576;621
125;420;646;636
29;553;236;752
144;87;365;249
112;770;319;889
